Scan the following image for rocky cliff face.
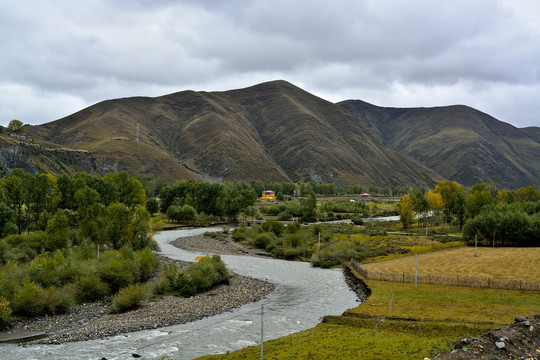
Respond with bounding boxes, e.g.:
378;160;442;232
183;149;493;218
0;140;99;177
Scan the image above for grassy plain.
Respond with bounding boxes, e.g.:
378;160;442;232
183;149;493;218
362;246;540;282
198;279;540;360
197;239;540;360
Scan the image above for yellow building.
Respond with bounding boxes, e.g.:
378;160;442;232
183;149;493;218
261;190;275;200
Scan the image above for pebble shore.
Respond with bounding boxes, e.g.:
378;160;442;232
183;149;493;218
4;234;275;345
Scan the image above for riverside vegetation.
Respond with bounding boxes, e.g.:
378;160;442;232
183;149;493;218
192;183;539;359
0;170;244;332
1;169;539;357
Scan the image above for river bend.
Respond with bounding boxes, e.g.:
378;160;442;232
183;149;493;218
0;228;359;360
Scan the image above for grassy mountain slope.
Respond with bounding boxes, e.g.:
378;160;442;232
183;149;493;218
25;81;443;187
22;80;538;189
340;100;540;189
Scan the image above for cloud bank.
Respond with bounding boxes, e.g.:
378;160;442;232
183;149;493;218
1;0;538;128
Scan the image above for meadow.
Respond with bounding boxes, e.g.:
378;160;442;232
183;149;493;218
196;230;540;360
197;278;540;360
361;246;540;282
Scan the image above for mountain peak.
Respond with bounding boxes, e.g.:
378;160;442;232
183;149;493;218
21;81;539;189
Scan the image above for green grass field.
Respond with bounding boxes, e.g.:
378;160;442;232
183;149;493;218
197;277;540;360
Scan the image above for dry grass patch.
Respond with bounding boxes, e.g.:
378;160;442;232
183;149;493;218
362;246;540;282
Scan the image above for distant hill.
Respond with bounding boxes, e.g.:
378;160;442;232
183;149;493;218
16;80;538;189
339;100;540;189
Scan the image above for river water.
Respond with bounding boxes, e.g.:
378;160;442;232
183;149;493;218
0;227;359;360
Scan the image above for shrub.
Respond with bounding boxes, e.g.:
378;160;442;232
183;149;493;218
135;247;159;282
11;277;45;317
351;216;365;225
282;247;301;260
263;220;284;236
285;234;303;248
232;226;247;241
254;234;272;249
157;255;230;297
110;284;147;313
286;221;300;234
97;256;136;293
42;285;75;315
0;296;13;330
277;210;292;221
76;274;110;302
150;217;165;232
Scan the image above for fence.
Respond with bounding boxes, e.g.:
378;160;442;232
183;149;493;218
348;260;540;291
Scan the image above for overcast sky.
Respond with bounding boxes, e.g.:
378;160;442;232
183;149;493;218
1;0;539;128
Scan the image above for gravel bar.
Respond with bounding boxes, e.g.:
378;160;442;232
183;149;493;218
3;237;275;345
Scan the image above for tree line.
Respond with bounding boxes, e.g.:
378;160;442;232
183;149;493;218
396;181;540;246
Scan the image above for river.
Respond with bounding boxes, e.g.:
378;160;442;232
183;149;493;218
0;227;359;360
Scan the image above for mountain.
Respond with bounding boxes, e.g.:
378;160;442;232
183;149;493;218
18;80;538;189
339;100;540;189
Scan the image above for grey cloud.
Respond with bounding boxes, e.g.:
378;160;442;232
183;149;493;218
0;0;538;128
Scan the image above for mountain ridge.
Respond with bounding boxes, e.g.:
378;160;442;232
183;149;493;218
16;80;538;189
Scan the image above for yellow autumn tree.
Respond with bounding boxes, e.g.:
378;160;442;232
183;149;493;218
433;180;463;216
397;194;414;229
427;190;443;223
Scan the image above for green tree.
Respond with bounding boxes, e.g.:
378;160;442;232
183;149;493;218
7;119;24;134
56;174;76;210
45;210;70;250
466;183;496;218
301;192;317;222
104;202;133;249
455;193;467;229
75;186;101;219
194;182;223;216
31;173;59;223
145;198;159;216
2;172;29;234
0;202;16;237
514;186;540;202
75;186;102;242
410;189;429;227
132;207;151;250
93;175;120;206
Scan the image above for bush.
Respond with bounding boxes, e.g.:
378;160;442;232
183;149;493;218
43;285;75;315
282;247;301;260
11;277;45;317
76;274;110;302
254;234;272;249
285;234;303;248
150;217;165;232
0;296;13;330
262;220;284;236
135;247;159;282
351;216;365;225
156;255;230;298
97;256;136;293
110;284;147;313
277;210;292;221
232;225;247;241
286;221;300;233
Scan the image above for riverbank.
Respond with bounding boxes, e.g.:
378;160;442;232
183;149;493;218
1;257;275;345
